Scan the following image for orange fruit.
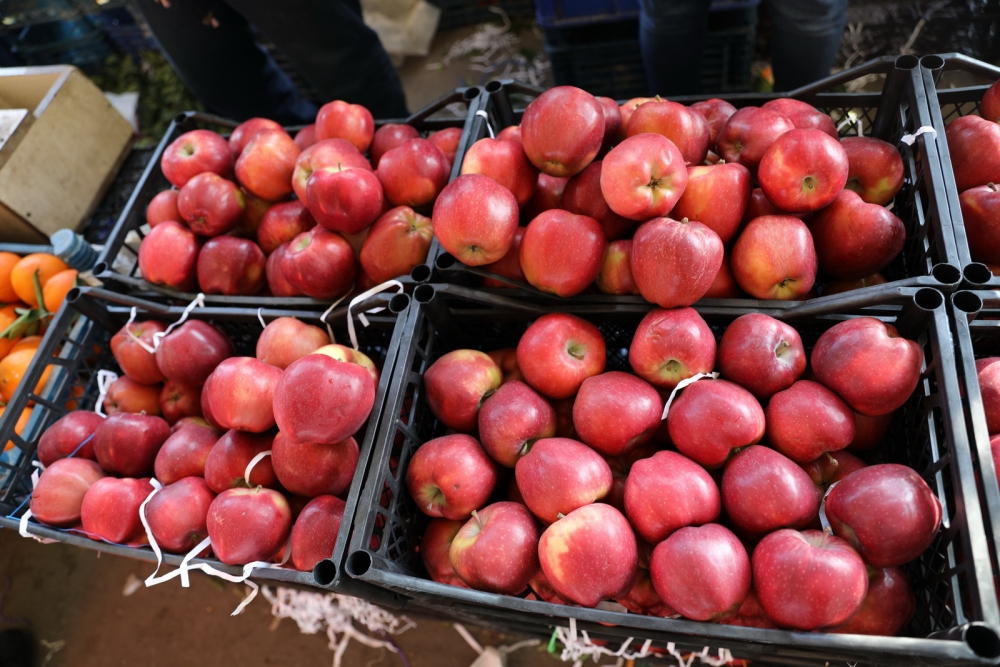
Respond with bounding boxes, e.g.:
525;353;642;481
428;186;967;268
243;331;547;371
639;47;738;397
11;336;41;354
65;384;84;410
0;307;20;359
42;269;78;313
10;254;69;307
0;406;32;451
0;348;52;403
0;252;20;303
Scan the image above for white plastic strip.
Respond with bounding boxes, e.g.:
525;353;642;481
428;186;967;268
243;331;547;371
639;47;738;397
900;125;936;146
818;480;841;534
152;293;205;350
18;510;59;544
125;308;157;354
454;623;483;654
257;307;267;330
475;109;495;138
661;372;719;420
243;450;272;486
320;292;353;345
138;479;167;585
94;369;119;418
556;618;653;663
665;644;735;667
346;280;404;350
836;110;862;136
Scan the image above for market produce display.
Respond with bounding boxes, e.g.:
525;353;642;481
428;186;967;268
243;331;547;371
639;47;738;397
27;314;375;573
438;87;907;302
407;310;936;635
137;100;458;299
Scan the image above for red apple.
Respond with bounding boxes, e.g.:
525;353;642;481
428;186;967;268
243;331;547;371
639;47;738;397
721;445;821;533
316;100;374;152
371;124;420;167
279;227;357;300
81;477;154;544
521;86;604;177
983;81;1000;123
177;172;245;237
203;429;278;492
743;187;787;223
705;250;741;298
235;129;299;202
155;320;234;387
625;450;720;544
762;98;837;138
690;98;737;146
271;431;358;498
631;216;723;308
487;348;523;384
960;183;1000;265
561;161;635;240
800;450;867;494
497;126;522;144
849;411;892;451
147;190;180;228
161;129;233;188
720;590;776;629
233;190;271;238
538;503;637;607
312;344;379;391
196;235;266;296
229;118;284;157
37;411;102;465
515;437;612;523
833;566;916;636
292;123;316;150
572;372;661;456
671;163;752;243
826;464;942;567
516;313;605;400
478;380;556;467
810;189;905;280
146;477;216;553
601;134;689;220
650;524;751;621
256;201;315;255
159;381;201;425
618;98;653;140
840;137;905;205
256;317;329;370
617;540;674;616
594;96;622;154
668;380;765;468
717;107;794;175
266;243;301;296
407;434;498;519
207;487;292;564
766;380;855;463
758;129;848;213
812;318;923;416
200;374;221;429
627;99;711;165
154;423;220;484
111;320;167;386
289;495;345;572
30;458;106;526
429;127;463;164
432;174;519;266
629;307;716;390
717;313;805;400
274;353;375;444
306;166;384;235
421;518;469;587
93;412;170;477
595;239;637;295
138;221;199;292
450;501;539;594
753;529;868;630
423;349;502;431
204;357;281;433
103;376;161;416
979;358;1000;434
522;173;568;221
520;209;606;297
947;115;1000;191
292;139;371;202
731;215;817;300
377;138;450;208
482;227;525;288
461;137;538;207
360;206;434;283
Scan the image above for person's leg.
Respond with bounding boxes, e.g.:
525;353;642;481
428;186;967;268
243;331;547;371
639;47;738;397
639;0;713;97
222;0;409;119
132;0;317;123
767;0;848;91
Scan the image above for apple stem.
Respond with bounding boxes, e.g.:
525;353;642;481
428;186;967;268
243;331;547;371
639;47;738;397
680;217;689;225
556;513;566;520
521;439;536;457
990;182;997;192
825;452;838;467
718;160;726;165
471;509;483;529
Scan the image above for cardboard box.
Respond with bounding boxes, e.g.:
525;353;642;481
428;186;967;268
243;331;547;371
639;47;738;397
0;65;134;243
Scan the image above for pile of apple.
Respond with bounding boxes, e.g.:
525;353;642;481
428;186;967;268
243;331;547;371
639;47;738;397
436;86;908;301
408;307;941;634
26;315;376;573
137;101;463;298
949;79;1000;272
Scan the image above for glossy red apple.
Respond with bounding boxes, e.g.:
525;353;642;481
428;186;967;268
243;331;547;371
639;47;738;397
305;166;383;235
979;357;1000;434
292;138;371;202
722;445;821;533
616;540;674;616
841;136;905;205
429;127;463;164
37;411;102;465
812;318;924;416
743;187;787;222
716;106;794;175
520;209;606;297
766;380;855;463
516;313;605;400
161;129;233;188
272;432;358;498
407;434;497;519
256;317;329;370
257;201;315;255
650;524;751;621
629;307;716;390
147;189;180;228
145;477;216;553
203;429;277;492
235;128;299;202
521;86;604;177
420;518;468;587
103;376;161;416
668;380;765;468
960;183;1000;265
93;412;170;477
273;353;375;444
600;134;689;221
627;99;711;165
111;320;166;386
154;423;220;485
229;118;284;156
717;313;805;400
572;372;661;456
758;129;848;213
631;216;723;308
290;495;346;572
315;100;374;152
450;501;539;594
138;221;199;292
595;239;638;295
279;227;357;299
461;137;538;207
705;250;741;298
196;235;266;296
947;115;1000;191
731;215;817;300
593;96;622;154
30;458;106;527
207;487;292;564
515;437;612;523
377;138;450;208
832;566;916;636
266;243;301;297
625;450;720;544
482;227;525;288
671;162;751;243
311;344;379;391
370;123;420;167
360;206;434;283
618;97;652;140
690;98;737;146
81;477;154;544
155;320;234;387
204;357;281;433
561;161;634;240
810;189;905;280
522;173;568;221
800;449;866;494
826;464;942;567
753;529;868;630
423;350;502;432
432;174;519;266
762;98;837;138
177;172;245;237
159;381;202;425
478;380;556;467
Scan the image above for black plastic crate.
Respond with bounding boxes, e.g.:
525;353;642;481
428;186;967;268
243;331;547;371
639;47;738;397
917;53;1000;291
420;55;965;312
92;86;487;308
430;0;536;30
0;286;411;602
339;282;1000;665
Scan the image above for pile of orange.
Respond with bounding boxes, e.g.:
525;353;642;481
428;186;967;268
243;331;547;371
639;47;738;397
0;251;77;451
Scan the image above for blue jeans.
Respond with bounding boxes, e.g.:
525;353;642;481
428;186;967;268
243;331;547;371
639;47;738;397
639;0;848;95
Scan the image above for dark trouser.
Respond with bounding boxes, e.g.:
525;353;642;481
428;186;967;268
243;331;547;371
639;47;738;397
639;0;848;96
132;0;409;124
